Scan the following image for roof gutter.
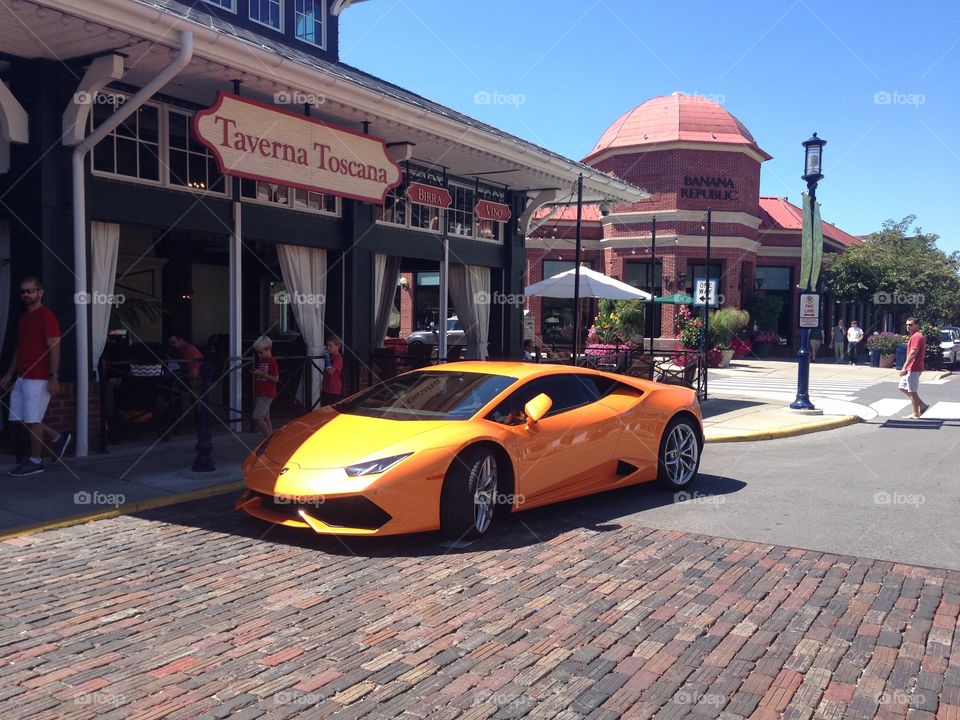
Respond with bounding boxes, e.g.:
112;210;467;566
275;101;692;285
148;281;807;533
68;30;194;456
33;0;646;203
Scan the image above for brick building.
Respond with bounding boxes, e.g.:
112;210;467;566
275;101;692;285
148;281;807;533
523;92;863;348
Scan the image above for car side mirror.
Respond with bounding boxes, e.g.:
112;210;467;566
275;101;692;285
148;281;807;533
524;393;553;425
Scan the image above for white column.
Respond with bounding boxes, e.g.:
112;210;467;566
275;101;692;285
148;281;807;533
229;200;242;429
439;235;448;361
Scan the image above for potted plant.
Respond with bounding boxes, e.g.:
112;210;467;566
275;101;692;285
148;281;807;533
751;330;780;359
866;332;899;368
711;308;750;367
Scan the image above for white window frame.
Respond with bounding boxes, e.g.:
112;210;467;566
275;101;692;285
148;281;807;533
202;0;236;11
447;183;474;239
166;107;230;197
90;94;231;198
89;95;164;187
250;0;284;32
239;179;340;218
294;0;326;49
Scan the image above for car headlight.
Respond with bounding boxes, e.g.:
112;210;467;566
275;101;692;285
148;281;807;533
344;453;412;477
255;433;275;458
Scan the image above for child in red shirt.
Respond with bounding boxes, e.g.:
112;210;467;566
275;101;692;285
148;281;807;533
321;336;343;406
251;336;279;437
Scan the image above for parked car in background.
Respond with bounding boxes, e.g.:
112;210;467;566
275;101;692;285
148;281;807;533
939;329;959;367
406;316;465;346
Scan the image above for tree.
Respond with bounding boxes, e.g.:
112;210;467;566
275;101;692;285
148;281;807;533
823;215;960;324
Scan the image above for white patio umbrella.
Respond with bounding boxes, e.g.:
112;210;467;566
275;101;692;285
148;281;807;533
524;265;652;300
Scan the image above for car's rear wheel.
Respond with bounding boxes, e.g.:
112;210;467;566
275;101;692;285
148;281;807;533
657;416;702;489
440;447;498;539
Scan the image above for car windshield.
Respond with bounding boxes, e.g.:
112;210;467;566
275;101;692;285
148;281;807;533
942;331;953;342
336;371;517;421
447;318;462;331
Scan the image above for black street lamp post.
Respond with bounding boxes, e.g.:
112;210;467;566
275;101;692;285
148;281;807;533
791;133;826;411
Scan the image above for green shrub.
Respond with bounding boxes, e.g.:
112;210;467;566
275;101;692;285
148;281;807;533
711;308;750;349
746;294;783;331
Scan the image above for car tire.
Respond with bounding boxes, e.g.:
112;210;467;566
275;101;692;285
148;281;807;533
656;416;702;490
440;447;499;539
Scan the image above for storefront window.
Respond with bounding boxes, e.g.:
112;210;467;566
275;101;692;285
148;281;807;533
447;185;474;237
203;0;235;10
240;179;336;214
92;100;160;183
755;266;791;290
625;260;662;337
250;0;282;30
687;262;724;296
476;219;503;243
168;110;226;194
414;272;441;330
377;184;407;226
294;0;324;47
411;202;442;232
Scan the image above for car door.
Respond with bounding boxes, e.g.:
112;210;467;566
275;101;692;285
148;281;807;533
490;374;621;505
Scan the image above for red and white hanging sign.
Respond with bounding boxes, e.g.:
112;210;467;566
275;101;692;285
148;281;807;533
405;182;451;209
475;199;511;222
193;92;401;204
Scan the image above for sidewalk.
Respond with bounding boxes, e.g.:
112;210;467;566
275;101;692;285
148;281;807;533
0;431;251;537
701;357;949;442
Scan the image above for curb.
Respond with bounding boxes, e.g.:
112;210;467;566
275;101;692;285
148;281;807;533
704;414;861;443
0;481;244;541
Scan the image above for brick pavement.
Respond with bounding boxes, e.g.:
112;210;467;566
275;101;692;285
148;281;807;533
0;494;958;719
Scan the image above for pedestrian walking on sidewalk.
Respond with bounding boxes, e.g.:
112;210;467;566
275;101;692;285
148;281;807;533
0;276;72;476
809;326;823;362
846;321;863;364
832;321;846;363
899;317;929;419
251;336;279;437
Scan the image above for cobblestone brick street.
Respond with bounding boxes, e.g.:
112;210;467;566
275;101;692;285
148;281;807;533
1;493;959;719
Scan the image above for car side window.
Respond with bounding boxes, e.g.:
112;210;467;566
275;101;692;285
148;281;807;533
486;374;597;425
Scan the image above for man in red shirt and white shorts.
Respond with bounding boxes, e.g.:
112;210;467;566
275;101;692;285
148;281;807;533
899;317;929;419
1;276;72;475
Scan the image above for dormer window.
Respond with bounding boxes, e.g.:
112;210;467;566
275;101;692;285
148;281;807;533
203;0;235;10
250;0;283;30
295;0;325;47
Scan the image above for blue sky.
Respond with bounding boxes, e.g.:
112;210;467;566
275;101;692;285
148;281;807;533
340;1;959;252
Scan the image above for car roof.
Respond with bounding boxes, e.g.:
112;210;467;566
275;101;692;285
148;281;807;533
421;360;606;380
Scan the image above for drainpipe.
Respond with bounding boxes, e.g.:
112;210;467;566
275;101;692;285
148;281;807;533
71;31;193;456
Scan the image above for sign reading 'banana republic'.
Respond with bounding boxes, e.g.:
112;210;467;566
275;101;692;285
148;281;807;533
194;92;401;204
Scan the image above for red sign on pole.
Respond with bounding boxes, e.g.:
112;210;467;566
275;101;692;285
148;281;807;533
405;182;451;209
475;200;512;222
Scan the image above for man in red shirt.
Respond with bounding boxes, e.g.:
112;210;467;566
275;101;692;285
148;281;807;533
1;276;72;475
899;317;929;419
166;331;204;383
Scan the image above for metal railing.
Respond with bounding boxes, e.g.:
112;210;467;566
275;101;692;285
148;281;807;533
97;354;329;451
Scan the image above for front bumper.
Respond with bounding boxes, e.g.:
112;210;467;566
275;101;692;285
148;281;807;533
238;448;451;536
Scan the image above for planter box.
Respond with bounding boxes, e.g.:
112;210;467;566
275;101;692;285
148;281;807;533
879;354;895;368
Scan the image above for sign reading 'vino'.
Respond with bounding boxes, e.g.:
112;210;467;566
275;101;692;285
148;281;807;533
193;92;401;204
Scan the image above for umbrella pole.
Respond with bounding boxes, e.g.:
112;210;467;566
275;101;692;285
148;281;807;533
649;216;656;355
572;174;583;364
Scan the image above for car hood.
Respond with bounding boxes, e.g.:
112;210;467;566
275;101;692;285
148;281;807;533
263;409;468;468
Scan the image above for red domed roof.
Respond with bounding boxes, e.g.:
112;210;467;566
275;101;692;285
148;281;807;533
583;92;771;163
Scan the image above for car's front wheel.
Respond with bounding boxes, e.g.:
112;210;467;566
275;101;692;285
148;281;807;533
657;416;702;489
440;447;499;539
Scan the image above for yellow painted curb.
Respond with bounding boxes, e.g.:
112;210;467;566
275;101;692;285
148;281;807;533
0;481;244;541
704;414;861;443
935;370;952;380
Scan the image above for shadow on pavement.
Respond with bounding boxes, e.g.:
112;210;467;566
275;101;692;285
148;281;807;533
129;472;746;558
699;398;765;419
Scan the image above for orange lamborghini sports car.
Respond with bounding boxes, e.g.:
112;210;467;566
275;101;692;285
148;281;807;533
237;361;703;539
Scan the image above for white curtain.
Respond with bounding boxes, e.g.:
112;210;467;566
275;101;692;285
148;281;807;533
277;244;327;407
449;264;491;360
91;221;120;371
373;254;400;348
